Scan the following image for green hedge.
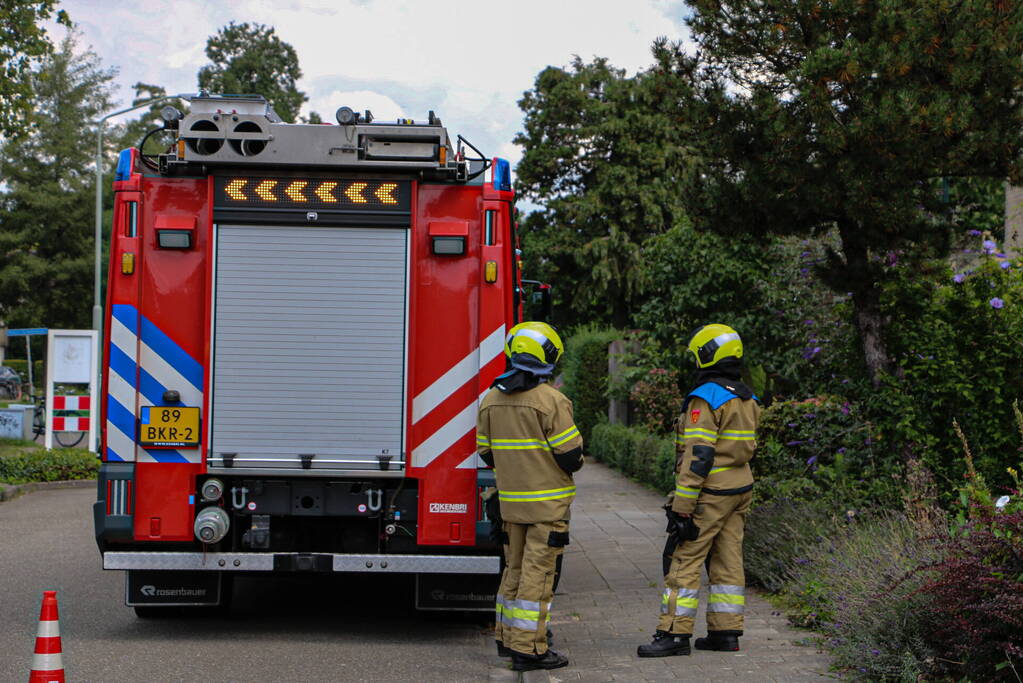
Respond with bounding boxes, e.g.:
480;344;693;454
590;423;675;493
561;325;620;446
0;447;99;484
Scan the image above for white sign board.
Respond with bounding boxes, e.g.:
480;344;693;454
44;329;98;452
53;335;93;383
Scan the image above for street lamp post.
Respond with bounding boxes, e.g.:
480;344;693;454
93;94;191;332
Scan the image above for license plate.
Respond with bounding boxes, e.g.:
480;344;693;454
139;406;200;447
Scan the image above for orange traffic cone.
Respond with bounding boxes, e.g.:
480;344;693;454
28;591;65;683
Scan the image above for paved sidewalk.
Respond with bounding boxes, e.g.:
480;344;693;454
488;461;832;682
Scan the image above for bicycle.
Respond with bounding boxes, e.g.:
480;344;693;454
30;393;87;448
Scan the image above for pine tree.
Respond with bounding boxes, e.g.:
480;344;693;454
655;0;1023;381
0;33;115;328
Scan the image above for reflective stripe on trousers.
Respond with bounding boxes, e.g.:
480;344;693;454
707;584;745;614
660;588;699;617
495;597;552;631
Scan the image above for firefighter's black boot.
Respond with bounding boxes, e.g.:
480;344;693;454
496;640;511;658
510;649;569;672
637;630;691;657
694;631;740;651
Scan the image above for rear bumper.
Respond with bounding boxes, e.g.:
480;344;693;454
103;551;500;574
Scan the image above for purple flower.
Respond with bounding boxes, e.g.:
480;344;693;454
786;440;805;446
963;248;973;254
953;273;966;283
840;403;850;415
807;455;818;466
804;413;816;420
871;649;881;655
1000;261;1011;270
804;319;815;326
968;229;982;236
841;378;850;384
787;422;798;428
885;251;898;267
990;297;1005;309
837;447;846;454
983;239;997;254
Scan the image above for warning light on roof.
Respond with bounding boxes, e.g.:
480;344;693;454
492;158;511;192
115;149;134;181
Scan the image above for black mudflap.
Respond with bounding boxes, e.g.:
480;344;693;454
415;572;499;612
126;570;222;606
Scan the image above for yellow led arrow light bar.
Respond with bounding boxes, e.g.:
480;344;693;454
217;177;407;210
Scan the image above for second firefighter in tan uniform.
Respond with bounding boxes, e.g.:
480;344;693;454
639;323;761;657
477;322;583;673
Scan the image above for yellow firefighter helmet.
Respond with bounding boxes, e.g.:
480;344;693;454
687;323;743;368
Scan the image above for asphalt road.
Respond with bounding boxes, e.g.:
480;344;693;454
0;487;494;682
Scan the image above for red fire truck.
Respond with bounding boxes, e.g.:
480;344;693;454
93;94;544;614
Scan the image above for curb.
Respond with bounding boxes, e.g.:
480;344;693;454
0;478;96;503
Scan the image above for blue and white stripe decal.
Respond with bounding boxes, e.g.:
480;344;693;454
106;305;139;462
105;303;204;464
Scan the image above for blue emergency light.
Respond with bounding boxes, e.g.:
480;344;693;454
493;158;511;192
115;148;133;181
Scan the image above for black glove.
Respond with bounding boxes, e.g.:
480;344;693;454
665;510;700;542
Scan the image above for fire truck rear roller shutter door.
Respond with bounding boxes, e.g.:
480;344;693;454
211;224;408;472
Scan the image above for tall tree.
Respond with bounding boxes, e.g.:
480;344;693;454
655;0;1023;381
0;0;70;138
0;33;115;328
197;22;307;123
515;57;692;329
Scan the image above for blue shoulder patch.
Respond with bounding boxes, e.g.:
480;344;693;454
688;382;739;410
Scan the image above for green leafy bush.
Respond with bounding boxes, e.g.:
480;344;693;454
628;366;683;434
561;325;620;446
0;446;98;484
880;252;1023;492
590;423;675;493
755;396;901;508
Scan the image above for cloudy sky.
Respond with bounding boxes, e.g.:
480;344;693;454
57;0;690;170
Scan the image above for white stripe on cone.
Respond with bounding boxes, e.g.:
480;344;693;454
35;619;59;637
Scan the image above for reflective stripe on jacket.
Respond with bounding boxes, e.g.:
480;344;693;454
477;382;583;523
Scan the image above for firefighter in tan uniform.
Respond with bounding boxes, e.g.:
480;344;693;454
477;322;583;673
638;324;761;657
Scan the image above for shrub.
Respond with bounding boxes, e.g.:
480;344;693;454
913;505;1023;681
0;445;99;484
879;251;1023;492
628;366;683;434
561;325;620;446
784;513;945;681
754;396;901;508
590;423;675;493
743;492;846;593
